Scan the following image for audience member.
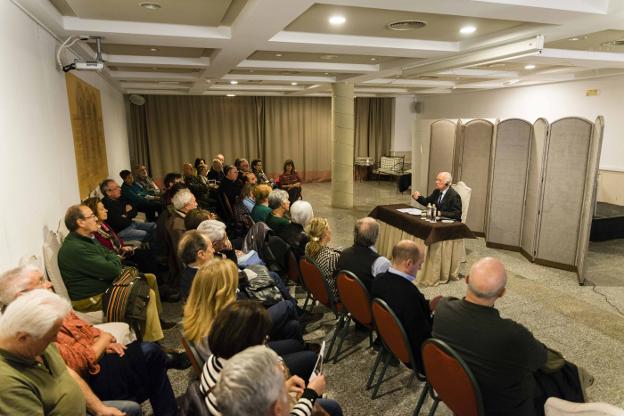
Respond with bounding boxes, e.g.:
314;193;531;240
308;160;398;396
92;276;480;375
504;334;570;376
216;154;225;165
0;290;86;415
279;159;302;204
177;230;214;300
101;179;157;243
208;159;225;183
433;257;589;416
197;163;210;185
371;240;434;372
231;183;255;238
58;204;170;342
161;172;184;209
194;158;207;170
242;171;257;185
240;183;256;213
0;265;182;415
251;184;273;223
134;164;160;195
165;187;198;265
335;217;390;292
219;165;242;209
266;189;291;233
204;303;342;416
278;200;313;260
184;208;216;231
234;158;250;178
251;159;270;184
305;218;341;299
183;163;210;208
120;169;160;221
196;220;237;263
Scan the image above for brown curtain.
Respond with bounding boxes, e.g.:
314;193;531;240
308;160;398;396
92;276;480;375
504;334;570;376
264;97;332;182
127;95;393;182
355;97;394;161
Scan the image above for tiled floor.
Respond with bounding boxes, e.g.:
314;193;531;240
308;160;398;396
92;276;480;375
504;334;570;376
159;180;624;416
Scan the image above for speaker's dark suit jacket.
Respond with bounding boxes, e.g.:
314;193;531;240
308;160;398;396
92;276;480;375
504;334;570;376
416;186;462;220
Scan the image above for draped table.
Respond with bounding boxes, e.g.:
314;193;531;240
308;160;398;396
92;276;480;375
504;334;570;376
369;204;475;287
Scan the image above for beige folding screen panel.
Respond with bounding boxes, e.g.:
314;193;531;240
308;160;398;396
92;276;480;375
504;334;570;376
486;119;532;249
456;119;495;235
427;120;458;194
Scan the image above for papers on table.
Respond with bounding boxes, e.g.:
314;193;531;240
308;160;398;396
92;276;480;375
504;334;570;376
397;207;422;216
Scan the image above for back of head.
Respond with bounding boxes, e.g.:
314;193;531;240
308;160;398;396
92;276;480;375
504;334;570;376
64;204;85;232
119;169;132;181
208;300;271;359
214;345;285;416
197;219;227;244
354;217;379;247
467;257;507;301
164;172;182;188
99;179;115;196
253;184;272;203
391;240;420;264
184;208;214;230
183;258;238;343
82;197;100;217
172;188;193;210
0;265;40;307
290;200;313;227
178;230;210;265
0;289;70;339
305;217;329;258
268;189;288;210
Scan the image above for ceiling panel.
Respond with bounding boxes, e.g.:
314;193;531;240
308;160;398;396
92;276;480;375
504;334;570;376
228;69;357;77
546;30;624;52
110;66;201;73
50;0;245;26
285;4;542;42
248;50;398;64
98;43;211;58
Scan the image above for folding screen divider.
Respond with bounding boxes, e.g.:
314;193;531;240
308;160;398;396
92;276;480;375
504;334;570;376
485;119;532;250
456;119;495;236
427;119;458;195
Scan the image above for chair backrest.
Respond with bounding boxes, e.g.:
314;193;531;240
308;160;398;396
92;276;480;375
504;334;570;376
422;338;484;416
287;250;301;284
179;330;204;377
452;181;472;223
299;257;331;308
545;398;624;416
371;298;415;367
336;270;373;327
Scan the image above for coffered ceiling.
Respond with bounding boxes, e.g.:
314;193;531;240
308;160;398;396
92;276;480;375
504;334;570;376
17;0;624;97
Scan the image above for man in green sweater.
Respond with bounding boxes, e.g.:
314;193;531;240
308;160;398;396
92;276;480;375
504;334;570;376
58;204;167;342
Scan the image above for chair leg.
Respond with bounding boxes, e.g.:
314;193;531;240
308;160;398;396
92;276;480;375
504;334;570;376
371;350;392;400
427;398;439;416
413;382;429;416
408;372;416;387
333;315;351;363
366;348;384;390
302;293;311;312
368;330;373;348
325;314;345;362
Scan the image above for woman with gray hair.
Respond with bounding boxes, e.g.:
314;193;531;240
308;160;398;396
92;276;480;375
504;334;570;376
0;289;85;414
197;219;239;263
266;189;291;233
278;200;313;260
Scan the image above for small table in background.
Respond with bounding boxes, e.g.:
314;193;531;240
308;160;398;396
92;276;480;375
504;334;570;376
354;156;374;181
369;204;475;287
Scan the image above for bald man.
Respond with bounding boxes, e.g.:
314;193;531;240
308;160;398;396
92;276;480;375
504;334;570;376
371;240;436;372
411;171;462;220
433;257;586;416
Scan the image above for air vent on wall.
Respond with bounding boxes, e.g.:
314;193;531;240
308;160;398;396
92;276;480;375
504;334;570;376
386;20;427;31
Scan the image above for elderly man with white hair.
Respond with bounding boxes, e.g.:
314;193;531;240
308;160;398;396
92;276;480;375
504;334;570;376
166;187;198;261
277;200;313;260
411;171;462;220
433;257;590;416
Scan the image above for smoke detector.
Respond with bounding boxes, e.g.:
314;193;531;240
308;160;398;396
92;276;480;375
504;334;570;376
386;20;427;31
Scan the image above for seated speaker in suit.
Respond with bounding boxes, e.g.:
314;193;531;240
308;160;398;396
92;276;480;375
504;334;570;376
411;171;462;221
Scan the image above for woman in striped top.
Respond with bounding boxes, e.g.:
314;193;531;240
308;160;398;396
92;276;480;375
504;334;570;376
200;301;342;416
305;218;341;300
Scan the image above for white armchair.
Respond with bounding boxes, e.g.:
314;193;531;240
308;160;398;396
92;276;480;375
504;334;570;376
545;397;624;416
452;181;472;223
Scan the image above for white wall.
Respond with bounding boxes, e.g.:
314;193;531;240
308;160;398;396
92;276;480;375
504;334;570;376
414;76;624;205
391;96;416;152
0;2;129;270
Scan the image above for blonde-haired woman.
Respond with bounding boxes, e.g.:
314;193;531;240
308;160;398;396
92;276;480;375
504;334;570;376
305;217;341;299
183;258;239;359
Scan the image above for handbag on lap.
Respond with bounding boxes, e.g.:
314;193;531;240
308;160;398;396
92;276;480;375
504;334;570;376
102;266;150;340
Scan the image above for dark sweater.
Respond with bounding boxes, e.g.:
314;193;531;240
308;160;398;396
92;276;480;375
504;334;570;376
432;297;548;416
335;244;380;293
102;196;136;232
58;232;122;300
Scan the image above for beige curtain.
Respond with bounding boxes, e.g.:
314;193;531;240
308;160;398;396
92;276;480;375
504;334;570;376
127;95;393;181
355;97;394;161
263;97;332;182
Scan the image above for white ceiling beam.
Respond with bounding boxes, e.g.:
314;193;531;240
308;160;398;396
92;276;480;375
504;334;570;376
525;48;624;68
202;91;287;96
363;78;456;88
125;89;188;95
209;84;303;91
120;82;190;90
110;72;199;82
238;60;379;73
223;74;336;83
355;87;410;93
437;68;520;78
103;54;210;68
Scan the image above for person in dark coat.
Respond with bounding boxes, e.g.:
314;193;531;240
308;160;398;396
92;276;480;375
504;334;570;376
411;171;462;220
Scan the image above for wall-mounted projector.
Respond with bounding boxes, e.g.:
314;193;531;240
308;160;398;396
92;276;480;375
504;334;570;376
58;36;105;73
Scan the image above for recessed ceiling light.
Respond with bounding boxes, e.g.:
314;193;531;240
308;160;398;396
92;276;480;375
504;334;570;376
139;2;161;10
275;53;283;57
324;72;330;75
329;15;346;25
320;54;339;60
524;64;536;70
230;80;238;85
568;37;580;41
370;57;376;61
227;94;236;97
291;82;298;86
459;25;476;35
149;47;159;52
